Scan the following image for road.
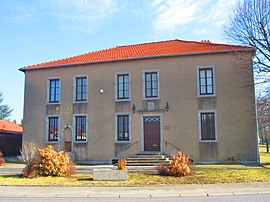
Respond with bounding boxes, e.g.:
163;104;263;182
0;194;269;202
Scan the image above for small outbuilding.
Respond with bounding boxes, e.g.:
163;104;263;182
0;120;23;156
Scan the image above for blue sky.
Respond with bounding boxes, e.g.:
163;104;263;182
0;0;238;123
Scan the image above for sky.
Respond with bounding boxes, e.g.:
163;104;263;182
0;0;238;123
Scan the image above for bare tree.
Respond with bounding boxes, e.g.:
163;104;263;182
257;97;270;143
224;0;270;85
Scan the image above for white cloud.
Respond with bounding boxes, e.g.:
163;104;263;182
44;0;120;33
151;0;237;34
152;0;209;33
200;0;237;27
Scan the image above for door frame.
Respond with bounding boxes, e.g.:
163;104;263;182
140;113;163;153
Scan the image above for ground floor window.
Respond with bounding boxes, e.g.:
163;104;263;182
48;117;59;141
75;116;87;141
199;111;217;141
116;114;130;142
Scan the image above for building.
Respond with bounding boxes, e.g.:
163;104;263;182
0;120;23;156
20;39;258;164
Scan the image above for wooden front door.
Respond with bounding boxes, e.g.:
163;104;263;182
143;116;160;151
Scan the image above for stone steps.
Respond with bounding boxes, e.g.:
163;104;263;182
126;153;170;167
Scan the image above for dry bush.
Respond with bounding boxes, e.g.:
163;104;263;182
158;151;191;177
21;145;74;178
20;141;39;164
21;158;42;178
117;159;127;170
0;151;5;166
39;145;74;177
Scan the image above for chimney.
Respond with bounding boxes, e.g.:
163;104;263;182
201;40;211;44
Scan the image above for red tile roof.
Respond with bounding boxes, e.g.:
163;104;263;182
0;120;23;134
21;39;254;71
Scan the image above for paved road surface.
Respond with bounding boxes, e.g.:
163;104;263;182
0;194;270;202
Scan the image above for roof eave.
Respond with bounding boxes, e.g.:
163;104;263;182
20;48;254;72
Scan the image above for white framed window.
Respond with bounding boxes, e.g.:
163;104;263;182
46;77;61;104
73;75;88;103
114;72;131;101
142;69;160;100
114;112;132;143
196;66;216;97
45;115;60;143
73;114;88;143
198;110;218;142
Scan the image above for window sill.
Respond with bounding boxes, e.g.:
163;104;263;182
197;94;216;98
115;99;131;102
114;141;131;144
142;97;160;101
73;101;88;104
45;141;59;144
199;140;218;143
46;102;60;105
74;141;88;143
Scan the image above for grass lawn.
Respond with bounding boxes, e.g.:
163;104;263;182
0;147;270;186
260;145;270;168
0;165;270;186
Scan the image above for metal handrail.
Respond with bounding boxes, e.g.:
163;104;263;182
119;140;140;153
163;140;180;151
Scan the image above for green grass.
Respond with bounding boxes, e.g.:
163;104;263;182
260;146;270;168
0;165;270;186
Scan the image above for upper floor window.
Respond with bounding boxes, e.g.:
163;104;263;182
199;68;213;95
198;111;217;142
75;115;87;141
115;73;130;101
117;74;129;100
49;79;60;103
145;72;158;98
197;67;215;97
48;117;59;141
76;77;87;101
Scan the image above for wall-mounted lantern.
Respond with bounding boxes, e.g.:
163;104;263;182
165;102;169;112
99;89;104;94
132;104;136;113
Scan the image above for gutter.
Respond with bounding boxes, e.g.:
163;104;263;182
19;48;255;72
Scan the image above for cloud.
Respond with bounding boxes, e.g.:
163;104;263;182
2;0;121;32
151;0;208;33
200;0;237;26
44;0;120;33
151;0;237;34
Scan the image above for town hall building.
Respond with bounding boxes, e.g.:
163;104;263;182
20;39;258;164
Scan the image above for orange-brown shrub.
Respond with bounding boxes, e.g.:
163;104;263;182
117;159;127;170
39;145;74;177
0;151;5;166
158;151;191;177
21;158;42;178
22;145;74;178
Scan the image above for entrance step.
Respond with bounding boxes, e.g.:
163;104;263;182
126;153;170;167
